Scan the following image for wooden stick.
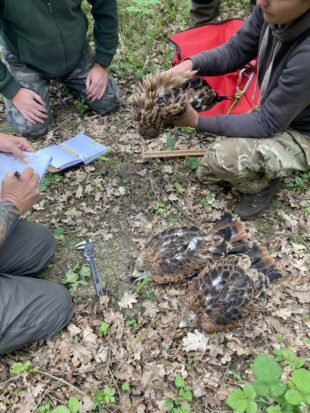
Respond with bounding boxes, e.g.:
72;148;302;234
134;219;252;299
141;145;206;160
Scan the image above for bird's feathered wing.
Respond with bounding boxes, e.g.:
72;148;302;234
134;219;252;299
184;245;282;332
134;213;247;284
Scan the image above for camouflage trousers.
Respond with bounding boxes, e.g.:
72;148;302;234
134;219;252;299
196;129;310;194
3;44;120;137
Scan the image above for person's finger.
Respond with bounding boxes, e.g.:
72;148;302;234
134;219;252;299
32;108;48;119
86;73;92;91
33;101;48;114
21;167;35;179
32;172;40;184
32;92;46;106
18;138;35;153
27;112;46;124
22;111;36;124
10;146;28;162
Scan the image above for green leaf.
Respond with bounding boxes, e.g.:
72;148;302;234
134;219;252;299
270;383;287;397
51;407;71;413
39;403;52;413
164;397;175;412
121;381;130;393
174;182;185;194
292;369;310;394
266;406;282;413
285;389;303;406
252;381;269;397
175;375;185;388
99;322;110;336
79;264;91;278
10;361;36;374
243;384;256;400
179;386;193;401
226;385;257;413
185;156;199;170
68;397;80;413
252;354;282;382
246;401;258;413
64;270;79;284
166;134;176;149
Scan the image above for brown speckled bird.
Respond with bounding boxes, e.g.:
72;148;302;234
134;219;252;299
179;246;281;333
131;70;227;139
132;213;248;284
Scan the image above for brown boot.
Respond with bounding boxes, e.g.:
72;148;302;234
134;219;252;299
190;0;220;28
235;178;282;221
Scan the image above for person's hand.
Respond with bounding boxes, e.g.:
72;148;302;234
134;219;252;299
173;101;199;128
12;88;48;125
166;59;194;74
0;133;34;162
86;63;108;102
1;167;40;214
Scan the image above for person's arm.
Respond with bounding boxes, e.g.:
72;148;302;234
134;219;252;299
191;6;264;76
88;0;118;68
0;200;20;250
197;42;310;137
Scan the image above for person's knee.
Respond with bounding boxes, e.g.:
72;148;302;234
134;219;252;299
197;139;247;182
87;76;120;114
6;112;48;137
44;283;74;339
0;278;73;355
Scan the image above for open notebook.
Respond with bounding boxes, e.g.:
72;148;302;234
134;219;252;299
0;151;52;185
38;133;109;172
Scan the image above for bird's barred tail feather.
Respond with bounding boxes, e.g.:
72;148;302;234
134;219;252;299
211;213;247;243
249;245;282;281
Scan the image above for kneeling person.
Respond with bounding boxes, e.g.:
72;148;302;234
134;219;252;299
169;0;310;220
0;0;120;137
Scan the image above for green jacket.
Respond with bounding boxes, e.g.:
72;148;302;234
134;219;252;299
0;0;118;99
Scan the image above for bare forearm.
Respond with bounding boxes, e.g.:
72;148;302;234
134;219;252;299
0;200;20;249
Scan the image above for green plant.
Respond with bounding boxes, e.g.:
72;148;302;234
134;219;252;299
93;387;117;408
174;181;186;195
201;193;215;206
40;172;63;192
226;350;310;413
99;322;111;336
185;157;199;171
63;263;91;296
39;397;80;413
166;133;177;149
121;381;130;393
286;172;310;194
74;98;89;115
128;319;139;330
300;201;310;215
154;202;168;215
164;375;193;412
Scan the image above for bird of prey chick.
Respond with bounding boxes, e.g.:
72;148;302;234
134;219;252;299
179;246;281;333
132;212;282;333
131;70;227;139
132;213;247;284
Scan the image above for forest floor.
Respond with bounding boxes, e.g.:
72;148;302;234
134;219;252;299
0;2;309;413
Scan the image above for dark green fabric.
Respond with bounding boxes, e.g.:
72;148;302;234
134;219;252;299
0;0;118;98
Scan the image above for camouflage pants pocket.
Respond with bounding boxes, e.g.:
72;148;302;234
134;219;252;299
196;130;310;193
